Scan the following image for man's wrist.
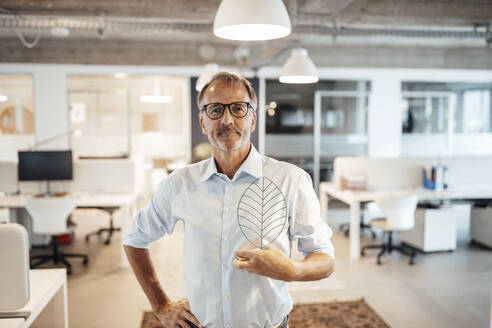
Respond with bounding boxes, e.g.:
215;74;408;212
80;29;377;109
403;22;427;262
152;296;171;313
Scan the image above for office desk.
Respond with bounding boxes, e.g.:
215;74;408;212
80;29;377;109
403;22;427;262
0;269;67;328
0;193;138;266
319;182;492;260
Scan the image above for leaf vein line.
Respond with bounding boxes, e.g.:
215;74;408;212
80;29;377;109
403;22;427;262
262;216;286;230
238;215;261;231
264;206;287;220
263;223;286;238
263;193;282;207
237;208;262;224
239;224;262;238
243;195;262;207
262;185;278;200
239;202;263;217
263;200;285;216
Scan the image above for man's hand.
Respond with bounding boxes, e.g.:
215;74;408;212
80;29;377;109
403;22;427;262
232;246;298;282
154;298;203;328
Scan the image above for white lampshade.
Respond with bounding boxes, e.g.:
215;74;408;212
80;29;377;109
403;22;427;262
196;64;220;92
213;0;291;41
279;48;319;84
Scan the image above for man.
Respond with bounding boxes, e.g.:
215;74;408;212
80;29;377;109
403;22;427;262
123;72;335;328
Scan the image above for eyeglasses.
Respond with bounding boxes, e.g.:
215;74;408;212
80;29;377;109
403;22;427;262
201;101;254;120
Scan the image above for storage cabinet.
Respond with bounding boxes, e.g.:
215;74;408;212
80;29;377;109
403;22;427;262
401;206;456;252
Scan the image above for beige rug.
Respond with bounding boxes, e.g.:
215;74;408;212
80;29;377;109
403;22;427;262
140;298;390;328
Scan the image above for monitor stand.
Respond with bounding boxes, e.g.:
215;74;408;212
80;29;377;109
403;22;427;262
45;180;53;197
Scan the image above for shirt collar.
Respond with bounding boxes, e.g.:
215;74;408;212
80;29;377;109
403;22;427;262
199;144;263;182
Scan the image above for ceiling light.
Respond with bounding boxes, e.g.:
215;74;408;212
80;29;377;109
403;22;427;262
196;64;220;92
140;77;173;104
140;95;173;104
279;48;319;84
51;27;70;37
0;95;7;102
114;72;128;79
213;0;291;41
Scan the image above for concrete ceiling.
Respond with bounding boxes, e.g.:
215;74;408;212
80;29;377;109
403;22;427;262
0;0;491;69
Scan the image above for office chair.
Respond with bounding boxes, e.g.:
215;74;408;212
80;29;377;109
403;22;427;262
85;207;120;245
339;202;381;239
25;198;89;275
361;195;418;265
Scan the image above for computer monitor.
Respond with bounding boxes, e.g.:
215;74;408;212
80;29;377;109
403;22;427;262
18;151;73;181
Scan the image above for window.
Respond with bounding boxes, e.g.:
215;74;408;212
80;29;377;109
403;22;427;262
0;75;34;135
68;74;188;159
265;79;370;185
401;82;492;156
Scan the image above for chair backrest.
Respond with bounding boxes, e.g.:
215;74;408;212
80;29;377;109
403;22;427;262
25;197;77;235
375;195;418;231
0;223;30;311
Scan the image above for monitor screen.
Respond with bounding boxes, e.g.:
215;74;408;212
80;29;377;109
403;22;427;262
18;151;73;181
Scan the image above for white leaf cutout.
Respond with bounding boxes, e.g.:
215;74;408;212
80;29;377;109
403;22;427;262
237;177;287;249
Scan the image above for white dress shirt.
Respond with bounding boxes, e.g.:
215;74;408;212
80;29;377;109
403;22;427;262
123;146;334;328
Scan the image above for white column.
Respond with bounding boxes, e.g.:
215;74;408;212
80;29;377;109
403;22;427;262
368;74;402;157
33;69;69;149
258;77;266;155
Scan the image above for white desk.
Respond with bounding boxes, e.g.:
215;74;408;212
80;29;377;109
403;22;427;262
0;269;67;328
319;182;492;260
0;192;138;266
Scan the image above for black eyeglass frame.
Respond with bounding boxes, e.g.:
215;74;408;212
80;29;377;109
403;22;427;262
201;101;255;120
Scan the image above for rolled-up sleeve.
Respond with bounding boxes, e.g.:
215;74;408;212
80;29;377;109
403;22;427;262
289;171;335;258
122;177;177;249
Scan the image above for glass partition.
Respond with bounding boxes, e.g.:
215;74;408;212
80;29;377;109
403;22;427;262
68;74;188;160
265;80;370;188
401;82;492;156
0;74;34;135
0;74;35;161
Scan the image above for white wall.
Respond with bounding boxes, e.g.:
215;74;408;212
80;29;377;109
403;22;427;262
33;68;69;149
368;74;401;157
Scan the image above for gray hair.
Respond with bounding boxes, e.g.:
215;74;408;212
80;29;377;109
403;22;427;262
197;71;257;111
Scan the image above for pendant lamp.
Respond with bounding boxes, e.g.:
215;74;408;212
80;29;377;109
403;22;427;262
279;48;319;84
213;0;291;41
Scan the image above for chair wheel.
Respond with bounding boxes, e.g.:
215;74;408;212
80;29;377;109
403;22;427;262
361;250;365;256
377;259;382;265
85;236;89;243
104;240;111;245
409;259;415;265
83;257;89;265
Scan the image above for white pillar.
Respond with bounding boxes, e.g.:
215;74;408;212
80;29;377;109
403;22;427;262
368;74;402;157
33;69;69;149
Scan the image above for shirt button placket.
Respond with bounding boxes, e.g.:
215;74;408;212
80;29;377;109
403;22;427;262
221;181;233;327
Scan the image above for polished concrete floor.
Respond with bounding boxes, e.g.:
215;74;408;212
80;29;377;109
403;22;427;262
30;206;492;328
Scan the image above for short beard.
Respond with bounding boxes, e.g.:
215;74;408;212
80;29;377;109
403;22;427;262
208;128;250;151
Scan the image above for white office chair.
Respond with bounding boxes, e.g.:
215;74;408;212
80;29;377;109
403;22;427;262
25;197;88;275
339;201;383;239
361;195;419;265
